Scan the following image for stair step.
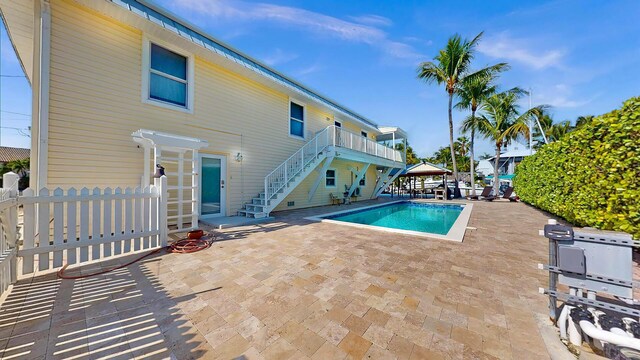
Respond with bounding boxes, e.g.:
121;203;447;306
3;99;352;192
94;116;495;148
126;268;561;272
243;204;266;211
237;209;267;219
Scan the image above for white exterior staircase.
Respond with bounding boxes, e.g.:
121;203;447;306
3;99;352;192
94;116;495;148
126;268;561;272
238;127;332;218
238;126;404;218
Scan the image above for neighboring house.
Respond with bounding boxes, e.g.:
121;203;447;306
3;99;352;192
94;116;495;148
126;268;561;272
486;141;533;176
0;146;30;165
0;0;406;229
475;160;493;177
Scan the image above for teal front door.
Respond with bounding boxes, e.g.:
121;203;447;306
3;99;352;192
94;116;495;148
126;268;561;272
200;155;226;218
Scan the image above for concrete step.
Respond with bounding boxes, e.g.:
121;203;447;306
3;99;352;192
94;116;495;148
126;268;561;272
243;203;266;212
237;209;267;218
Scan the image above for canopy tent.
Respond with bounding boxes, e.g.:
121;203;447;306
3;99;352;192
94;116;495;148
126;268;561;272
389;161;453;199
401;161;452;177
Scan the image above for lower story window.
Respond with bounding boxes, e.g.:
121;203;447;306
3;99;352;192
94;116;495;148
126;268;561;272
325;169;336;187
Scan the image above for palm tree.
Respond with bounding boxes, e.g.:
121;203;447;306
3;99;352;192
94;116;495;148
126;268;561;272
456;74;500;196
575;115;594;128
475;91;536;194
417;31;507;197
548;120;572;142
454;136;470;158
529;105;553;147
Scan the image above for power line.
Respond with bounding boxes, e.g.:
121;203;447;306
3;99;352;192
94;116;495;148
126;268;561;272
0;110;31;117
0;74;25;78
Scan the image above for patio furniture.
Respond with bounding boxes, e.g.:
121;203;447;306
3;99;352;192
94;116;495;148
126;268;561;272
467;186;492;200
485;186;517;202
330;193;342;205
434;189;445;200
350;187;361;202
342;191;351;205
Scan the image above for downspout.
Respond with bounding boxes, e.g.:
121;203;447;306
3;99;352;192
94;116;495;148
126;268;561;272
32;0;51;190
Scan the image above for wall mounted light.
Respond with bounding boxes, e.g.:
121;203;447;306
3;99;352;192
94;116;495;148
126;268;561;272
235;152;243;162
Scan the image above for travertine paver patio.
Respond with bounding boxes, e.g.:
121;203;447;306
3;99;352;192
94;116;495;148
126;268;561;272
0;199;559;359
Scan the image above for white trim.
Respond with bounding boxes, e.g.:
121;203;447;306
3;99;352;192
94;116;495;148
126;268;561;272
199;154;227;218
35;0;51;190
324;168;337;188
288;97;306;140
142;34;195;113
306;200;473;242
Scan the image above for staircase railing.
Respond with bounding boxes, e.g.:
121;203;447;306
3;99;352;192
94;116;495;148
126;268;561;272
263;125;404;203
264;127;331;202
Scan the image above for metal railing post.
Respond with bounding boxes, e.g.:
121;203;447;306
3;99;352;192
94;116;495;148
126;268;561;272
264;177;268;202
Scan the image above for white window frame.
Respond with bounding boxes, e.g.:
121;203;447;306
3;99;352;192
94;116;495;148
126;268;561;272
142;35;195;113
325;168;337;188
288;98;306;140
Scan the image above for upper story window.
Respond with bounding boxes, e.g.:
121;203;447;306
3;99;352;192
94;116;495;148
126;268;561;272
361;131;368;138
334;121;342;127
143;38;194;112
290;100;305;138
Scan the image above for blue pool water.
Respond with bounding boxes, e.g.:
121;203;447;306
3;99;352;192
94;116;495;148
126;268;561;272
324;202;463;235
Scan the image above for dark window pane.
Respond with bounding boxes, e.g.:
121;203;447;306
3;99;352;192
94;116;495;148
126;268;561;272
326;170;335;177
290;119;304;137
151;43;187;79
326;178;335;186
290;102;304;120
150;73;187;106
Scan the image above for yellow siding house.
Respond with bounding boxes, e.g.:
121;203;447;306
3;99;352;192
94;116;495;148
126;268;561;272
0;0;407;228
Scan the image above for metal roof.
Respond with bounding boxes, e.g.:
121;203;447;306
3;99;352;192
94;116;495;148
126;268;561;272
0;146;30;163
110;0;380;129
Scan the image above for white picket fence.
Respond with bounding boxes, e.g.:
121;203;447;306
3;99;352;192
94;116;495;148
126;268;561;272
18;177;168;274
0;186;18;298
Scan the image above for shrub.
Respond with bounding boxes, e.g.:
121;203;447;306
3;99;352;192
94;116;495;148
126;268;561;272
514;97;640;239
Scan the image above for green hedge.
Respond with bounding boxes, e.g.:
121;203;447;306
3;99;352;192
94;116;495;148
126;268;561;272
514;97;640;239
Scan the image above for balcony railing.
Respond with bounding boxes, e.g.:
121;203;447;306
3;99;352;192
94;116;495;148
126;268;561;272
328;125;403;163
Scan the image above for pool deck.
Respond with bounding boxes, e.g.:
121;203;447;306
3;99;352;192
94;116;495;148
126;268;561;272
0;198;578;359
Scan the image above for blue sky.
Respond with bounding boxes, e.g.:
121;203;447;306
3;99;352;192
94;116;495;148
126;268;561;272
1;0;639;158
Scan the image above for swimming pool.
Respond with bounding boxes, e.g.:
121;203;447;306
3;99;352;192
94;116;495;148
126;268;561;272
307;201;472;242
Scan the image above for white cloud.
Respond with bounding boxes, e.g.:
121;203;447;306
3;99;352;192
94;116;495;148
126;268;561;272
534;84;596;108
296;63;324;76
172;0;422;61
261;48;299;66
477;32;564;70
348;14;392;27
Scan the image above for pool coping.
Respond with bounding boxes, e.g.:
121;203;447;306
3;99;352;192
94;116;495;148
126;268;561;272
305;200;473;242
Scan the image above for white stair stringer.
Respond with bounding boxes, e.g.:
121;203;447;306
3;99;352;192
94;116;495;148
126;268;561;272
237;153;328;218
239;127;333;218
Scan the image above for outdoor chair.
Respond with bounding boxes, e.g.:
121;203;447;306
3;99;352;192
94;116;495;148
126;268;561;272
330;193;342;205
467;186;492;200
485;186;517;202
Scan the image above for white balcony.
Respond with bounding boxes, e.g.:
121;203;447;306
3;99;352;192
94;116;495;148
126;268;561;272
328;125;404;165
